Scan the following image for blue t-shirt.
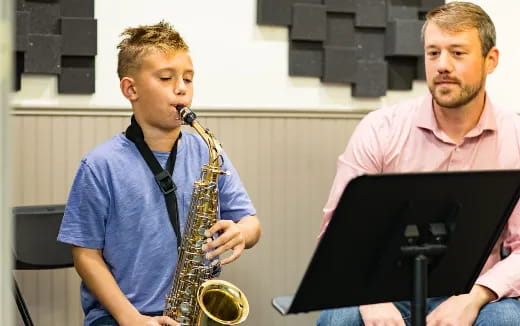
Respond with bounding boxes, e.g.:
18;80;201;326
57;132;256;325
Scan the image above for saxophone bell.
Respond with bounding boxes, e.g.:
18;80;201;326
197;280;249;325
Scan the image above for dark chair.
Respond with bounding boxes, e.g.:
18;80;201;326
12;204;73;326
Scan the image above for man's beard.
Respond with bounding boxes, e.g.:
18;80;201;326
429;75;485;109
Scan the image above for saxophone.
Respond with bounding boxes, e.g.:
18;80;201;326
163;106;249;326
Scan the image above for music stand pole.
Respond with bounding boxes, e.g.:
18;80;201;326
412;254;427;326
402;241;447;326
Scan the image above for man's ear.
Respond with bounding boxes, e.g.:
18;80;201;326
120;77;138;101
485;47;499;75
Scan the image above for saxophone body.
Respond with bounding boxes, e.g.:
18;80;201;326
163;107;249;326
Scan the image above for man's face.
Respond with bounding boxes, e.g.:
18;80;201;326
424;23;489;109
132;50;194;131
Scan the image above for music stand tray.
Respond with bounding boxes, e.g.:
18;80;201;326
273;170;520;325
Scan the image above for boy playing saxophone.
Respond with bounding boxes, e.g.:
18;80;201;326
58;21;261;326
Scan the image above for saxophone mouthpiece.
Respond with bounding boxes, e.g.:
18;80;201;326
175;105;197;125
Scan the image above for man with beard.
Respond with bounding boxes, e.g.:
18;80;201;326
317;2;520;326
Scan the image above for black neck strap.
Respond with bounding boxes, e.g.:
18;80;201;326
125;115;182;245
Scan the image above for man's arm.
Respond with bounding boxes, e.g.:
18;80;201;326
72;246;178;326
320;111;403;324
359;303;406;326
319;112;385;239
204;214;261;265
474;203;520;298
426;204;520;325
426;284;496;326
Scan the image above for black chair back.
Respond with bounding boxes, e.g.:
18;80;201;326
13;204;73;270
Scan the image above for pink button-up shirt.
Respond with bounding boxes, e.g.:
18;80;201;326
320;94;520;299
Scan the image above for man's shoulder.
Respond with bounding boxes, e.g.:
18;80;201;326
492;104;520;125
374;96;424;116
362;96;425;129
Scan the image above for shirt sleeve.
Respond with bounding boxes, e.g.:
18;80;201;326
474;201;520;299
57;159;110;249
318;112;386;239
217;151;256;222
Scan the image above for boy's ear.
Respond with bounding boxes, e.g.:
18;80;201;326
120;77;138;101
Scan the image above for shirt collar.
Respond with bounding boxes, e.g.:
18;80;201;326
415;93;498;137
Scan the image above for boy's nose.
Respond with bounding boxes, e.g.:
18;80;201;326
174;79;187;95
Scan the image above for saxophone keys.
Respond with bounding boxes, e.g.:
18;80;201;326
195;239;205;249
180;302;191;314
177;315;190;325
185;285;194;296
198;226;206;237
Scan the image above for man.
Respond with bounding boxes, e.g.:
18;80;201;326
58;22;261;326
317;2;520;326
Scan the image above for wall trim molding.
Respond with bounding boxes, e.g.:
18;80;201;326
11;105;371;119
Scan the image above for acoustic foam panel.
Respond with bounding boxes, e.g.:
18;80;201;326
420;0;445;13
16;11;29;52
15;52;24;90
289;41;323;77
416;55;426;80
322;46;357;83
60;0;94;17
25;34;62;74
17;0;25;11
257;0;322;26
25;1;61;34
355;28;386;60
325;13;355;47
257;0;445;98
352;60;388;97
385;19;424;56
387;2;419;21
387;57;418;90
59;56;95;94
14;0;97;94
61;17;97;56
355;1;387;28
291;3;327;41
324;0;357;13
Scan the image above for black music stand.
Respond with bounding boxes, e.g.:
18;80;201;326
273;170;520;326
12;204;73;326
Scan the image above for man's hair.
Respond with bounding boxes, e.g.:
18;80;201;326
117;21;189;79
422;1;496;56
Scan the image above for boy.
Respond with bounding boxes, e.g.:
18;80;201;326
58;21;261;326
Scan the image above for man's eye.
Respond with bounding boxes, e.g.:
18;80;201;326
454;51;465;56
160;77;171;81
427;51;439;56
184;78;192;83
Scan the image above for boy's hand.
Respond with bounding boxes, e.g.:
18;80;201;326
124;314;179;326
203;220;246;265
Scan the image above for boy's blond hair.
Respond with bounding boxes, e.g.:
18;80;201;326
117;21;189;79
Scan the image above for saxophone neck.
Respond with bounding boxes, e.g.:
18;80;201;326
177;106;225;170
